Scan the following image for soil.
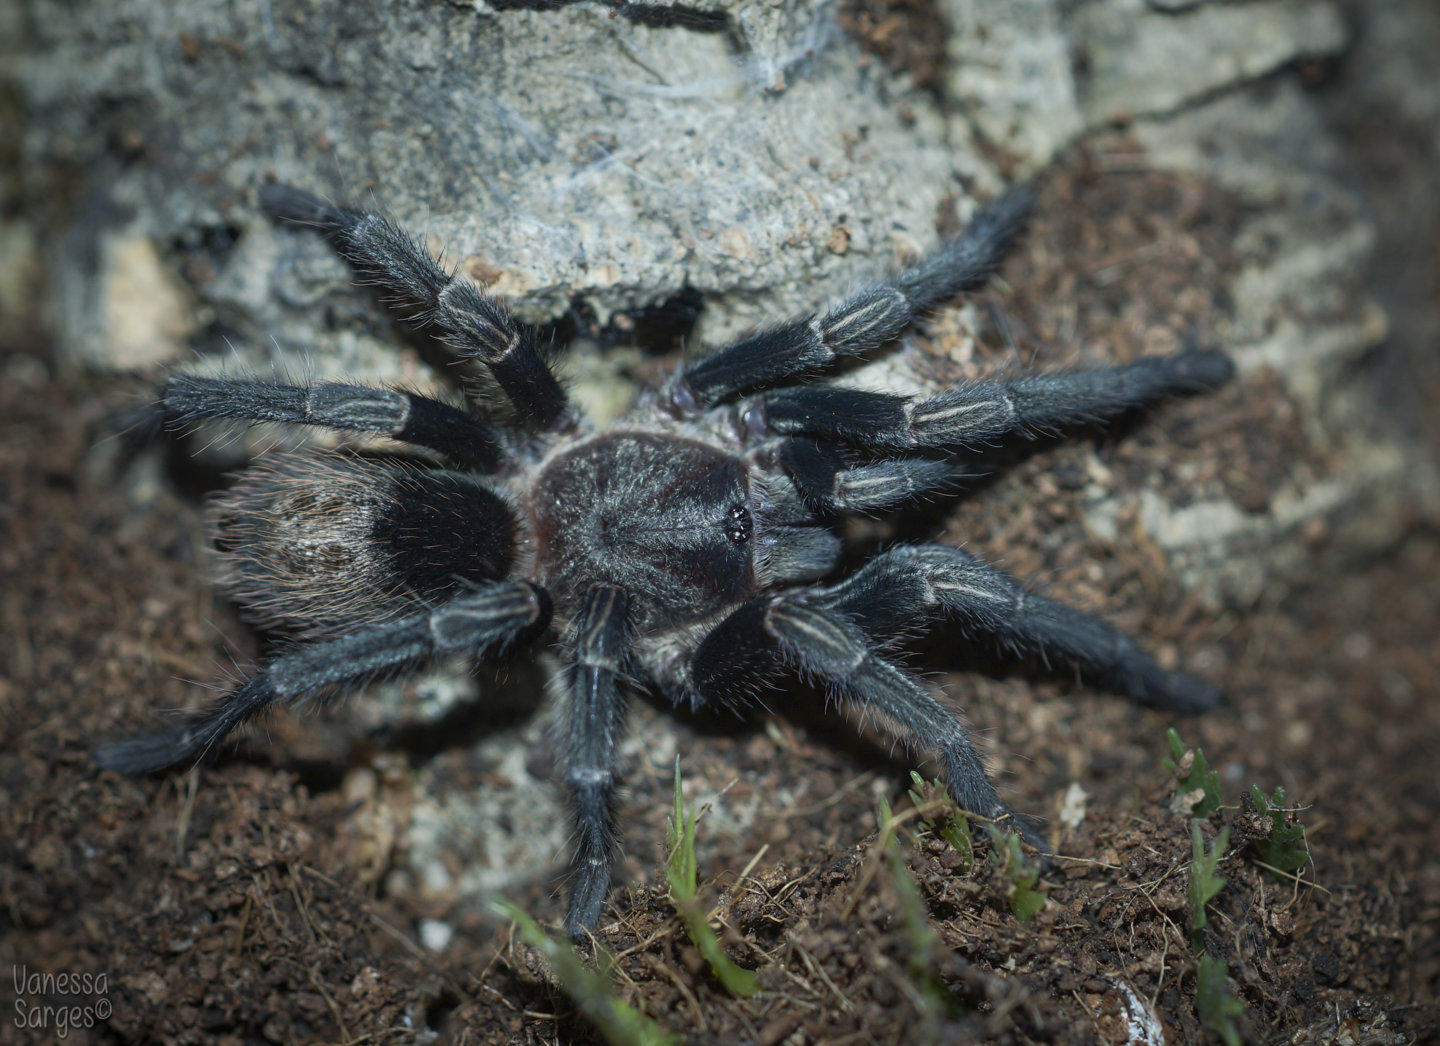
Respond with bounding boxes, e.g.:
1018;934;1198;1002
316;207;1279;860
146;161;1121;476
3;157;1438;1046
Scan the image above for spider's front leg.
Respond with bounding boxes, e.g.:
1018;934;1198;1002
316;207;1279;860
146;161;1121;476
744;349;1234;452
689;596;1041;847
772;437;960;514
670;185;1036;408
813;544;1223;714
93;582;548;773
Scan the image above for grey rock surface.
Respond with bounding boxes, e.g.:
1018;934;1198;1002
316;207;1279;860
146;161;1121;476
945;0;1084;173
10;0;964;379
1071;0;1346;126
944;0;1346;167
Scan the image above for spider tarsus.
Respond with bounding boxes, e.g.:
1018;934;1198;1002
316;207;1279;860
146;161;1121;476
93;730;204;775
487;0;730;34
990;809;1050;859
1166;347;1236;391
610;1;729;33
563;863;612;943
93;677;278;774
1126;666;1226;716
258;181;344;228
894;183;1036;305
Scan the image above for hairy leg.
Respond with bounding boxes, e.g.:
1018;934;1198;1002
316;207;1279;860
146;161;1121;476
671;186;1035;409
262;183;570;429
689;596;1041;846
815;544;1222;713
94;581;548;773
164;374;505;471
560;584;631;940
743;350;1233;450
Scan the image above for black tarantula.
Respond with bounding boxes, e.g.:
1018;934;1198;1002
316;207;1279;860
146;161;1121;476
97;182;1232;939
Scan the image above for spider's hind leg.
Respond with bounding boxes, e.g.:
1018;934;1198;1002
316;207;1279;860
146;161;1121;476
261;183;571;430
163;374;506;472
94;582;548;774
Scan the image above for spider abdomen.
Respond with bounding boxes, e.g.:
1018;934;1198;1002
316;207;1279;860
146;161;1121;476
528;430;756;633
215;455;518;635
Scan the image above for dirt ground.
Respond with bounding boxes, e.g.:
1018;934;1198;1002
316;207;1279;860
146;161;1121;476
2;139;1437;1046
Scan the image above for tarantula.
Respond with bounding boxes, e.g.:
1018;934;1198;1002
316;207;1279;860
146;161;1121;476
97;182;1232;938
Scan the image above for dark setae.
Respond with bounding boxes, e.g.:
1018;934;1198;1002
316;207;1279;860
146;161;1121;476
97;183;1232;939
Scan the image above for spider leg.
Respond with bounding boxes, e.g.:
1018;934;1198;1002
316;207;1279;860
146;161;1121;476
690;597;1040;845
260;183;570;429
814;544;1222;713
93;581;549;774
561;584;630;940
774;437;959;514
671;186;1035;409
164;374;505;471
744;349;1234;450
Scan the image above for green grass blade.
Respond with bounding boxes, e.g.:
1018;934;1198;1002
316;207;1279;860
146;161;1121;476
1165;728;1223;817
664;760;760;997
986;825;1046;922
1188;823;1229;945
498;903;678;1046
1195;953;1244;1046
